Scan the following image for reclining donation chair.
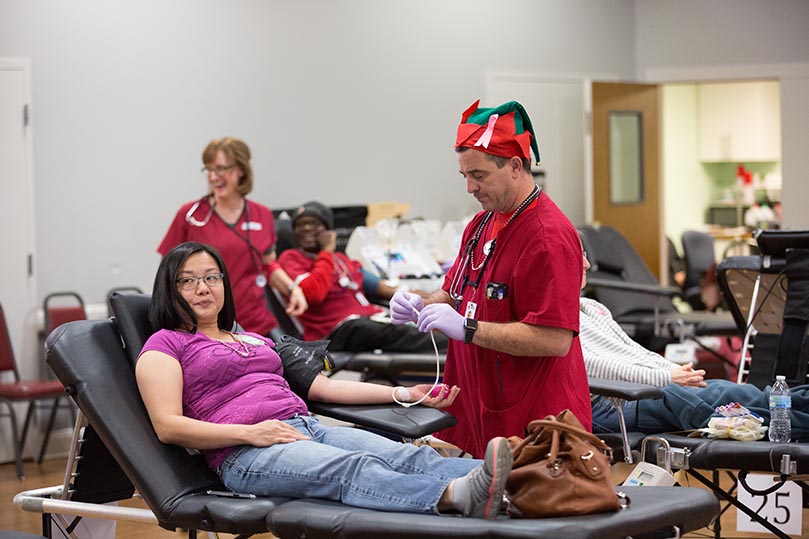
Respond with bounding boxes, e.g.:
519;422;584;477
14;295;719;539
717;228;809;387
580;225;738;358
271;216;446;386
628;231;809;539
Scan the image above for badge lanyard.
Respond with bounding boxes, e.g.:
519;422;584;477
447;185;541;310
333;254;371;307
189;196;269;288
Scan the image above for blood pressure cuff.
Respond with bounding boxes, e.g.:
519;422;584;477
275;335;336;399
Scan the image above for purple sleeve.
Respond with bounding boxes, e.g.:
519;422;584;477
138;329;182;362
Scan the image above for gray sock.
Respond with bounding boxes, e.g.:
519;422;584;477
448;437;512;518
450;475;473;514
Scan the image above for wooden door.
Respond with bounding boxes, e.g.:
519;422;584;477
591;82;662;278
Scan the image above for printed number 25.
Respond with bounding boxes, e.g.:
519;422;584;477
752;492;791;525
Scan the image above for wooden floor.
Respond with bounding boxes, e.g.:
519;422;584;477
0;457;277;539
1;457;806;538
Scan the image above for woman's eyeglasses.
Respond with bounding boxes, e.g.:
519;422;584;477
200;165;235;176
176;273;224;291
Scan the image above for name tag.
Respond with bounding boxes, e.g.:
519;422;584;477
241;221;263;231
235;334;265;346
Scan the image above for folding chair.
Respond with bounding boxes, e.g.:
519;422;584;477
0;301;67;480
42;292;86;335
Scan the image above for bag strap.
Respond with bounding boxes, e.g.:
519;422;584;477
524;418;612;451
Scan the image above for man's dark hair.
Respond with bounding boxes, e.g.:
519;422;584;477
455;146;531;171
149;242;236;333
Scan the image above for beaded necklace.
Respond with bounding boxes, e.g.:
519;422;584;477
218;331;251;357
469;184;541;271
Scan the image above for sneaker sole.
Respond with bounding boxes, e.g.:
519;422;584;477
483;437;512;519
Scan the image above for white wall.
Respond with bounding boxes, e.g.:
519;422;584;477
0;0;637;304
0;0;807;306
636;0;809;230
780;77;809;229
662;84;712;252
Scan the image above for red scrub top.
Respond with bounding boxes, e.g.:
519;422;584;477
158;198;279;335
439;193;592;458
278;249;381;340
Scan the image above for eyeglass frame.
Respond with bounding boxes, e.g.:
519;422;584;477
175;272;225;291
200;164;236;176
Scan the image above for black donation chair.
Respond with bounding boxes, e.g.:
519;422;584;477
717;228;809;388
580;225;738;354
12;296;720;539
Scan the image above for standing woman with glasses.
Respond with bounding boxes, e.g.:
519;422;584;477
158;137;306;338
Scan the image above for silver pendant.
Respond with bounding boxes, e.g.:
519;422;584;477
483;240;494;256
255;274;267;287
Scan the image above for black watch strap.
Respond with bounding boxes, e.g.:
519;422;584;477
464;318;478;344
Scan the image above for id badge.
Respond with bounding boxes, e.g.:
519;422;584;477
486;282;508;300
464;301;477;319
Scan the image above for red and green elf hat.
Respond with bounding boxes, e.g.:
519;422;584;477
455;100;541;165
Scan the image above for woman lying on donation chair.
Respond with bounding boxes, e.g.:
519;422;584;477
578;251;809;441
136;241;512;519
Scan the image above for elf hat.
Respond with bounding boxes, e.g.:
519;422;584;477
454;100;540;165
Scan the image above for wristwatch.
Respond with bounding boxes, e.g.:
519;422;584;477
463;318;478;344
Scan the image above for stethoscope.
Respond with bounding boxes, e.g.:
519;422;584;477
447;184;541;308
185;196;268;288
333;255;359;291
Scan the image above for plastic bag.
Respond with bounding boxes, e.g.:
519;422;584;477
700;416;767;441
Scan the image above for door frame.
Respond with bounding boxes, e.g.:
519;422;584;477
644;62;809;232
0;58;38;377
584;79;665;280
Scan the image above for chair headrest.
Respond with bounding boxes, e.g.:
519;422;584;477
756;229;809;258
109;292;153;367
580;227;625;275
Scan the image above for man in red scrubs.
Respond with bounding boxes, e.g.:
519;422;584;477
391;100;592;458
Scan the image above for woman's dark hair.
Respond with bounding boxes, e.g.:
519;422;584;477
149;242;236;332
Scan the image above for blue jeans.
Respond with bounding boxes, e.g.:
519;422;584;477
218;415;480;514
591;380;809;442
591;396;637;434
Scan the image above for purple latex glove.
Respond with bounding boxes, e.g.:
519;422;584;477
389;290;424;325
417;303;465;341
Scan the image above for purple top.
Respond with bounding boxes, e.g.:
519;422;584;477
139;329;309;470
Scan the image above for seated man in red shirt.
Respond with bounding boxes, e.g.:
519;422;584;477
278;201;448;354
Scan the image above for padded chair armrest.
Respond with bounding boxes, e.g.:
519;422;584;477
306;402;456;439
346;352;444;374
588;377;663;401
585;278;681;298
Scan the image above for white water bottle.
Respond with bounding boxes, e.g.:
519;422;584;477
768;375;791;443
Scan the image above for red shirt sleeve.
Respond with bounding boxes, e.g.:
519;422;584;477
278;250;334;306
